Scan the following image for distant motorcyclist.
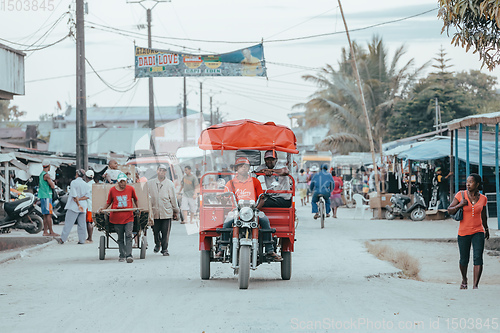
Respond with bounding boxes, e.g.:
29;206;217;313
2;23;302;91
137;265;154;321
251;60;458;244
309;163;335;219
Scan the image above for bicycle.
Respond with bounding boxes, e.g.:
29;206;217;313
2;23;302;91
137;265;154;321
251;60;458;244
318;194;326;229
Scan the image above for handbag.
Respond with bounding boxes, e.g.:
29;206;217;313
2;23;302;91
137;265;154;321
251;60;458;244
451;191;465;221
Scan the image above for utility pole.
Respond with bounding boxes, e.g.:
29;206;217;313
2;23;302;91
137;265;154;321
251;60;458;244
76;0;87;170
127;1;170;153
209;96;213;125
147;8;156;153
183;76;187;144
338;0;382;217
199;82;203;132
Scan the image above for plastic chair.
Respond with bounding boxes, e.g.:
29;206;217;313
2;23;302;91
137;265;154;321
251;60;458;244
352;193;371;219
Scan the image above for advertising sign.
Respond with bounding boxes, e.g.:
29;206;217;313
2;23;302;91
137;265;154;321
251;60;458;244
134;44;266;78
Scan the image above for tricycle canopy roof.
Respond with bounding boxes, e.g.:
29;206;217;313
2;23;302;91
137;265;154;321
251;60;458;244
198;119;299;154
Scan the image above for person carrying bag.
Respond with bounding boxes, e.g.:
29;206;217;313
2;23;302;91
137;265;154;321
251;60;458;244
447;173;489;290
450;191;465;221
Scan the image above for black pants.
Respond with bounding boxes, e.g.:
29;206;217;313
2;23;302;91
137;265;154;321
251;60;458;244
153;218;172;254
458;232;485;266
263;196;292;208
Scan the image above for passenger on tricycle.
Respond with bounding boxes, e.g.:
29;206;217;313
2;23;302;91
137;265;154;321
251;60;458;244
255;150;292;208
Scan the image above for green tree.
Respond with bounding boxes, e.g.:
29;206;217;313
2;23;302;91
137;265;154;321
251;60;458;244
438;1;500;70
387;49;499;140
297;36;427;153
0;100;25;121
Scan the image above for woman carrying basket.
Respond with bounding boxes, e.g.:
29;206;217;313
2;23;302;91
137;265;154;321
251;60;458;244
448;173;489;290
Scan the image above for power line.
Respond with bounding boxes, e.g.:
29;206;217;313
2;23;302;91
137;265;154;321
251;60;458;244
87;7;436;45
26;65;134;83
85;58;139;92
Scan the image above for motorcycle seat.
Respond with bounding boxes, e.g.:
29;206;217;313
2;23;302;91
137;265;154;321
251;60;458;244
399;195;411;205
4;197;31;214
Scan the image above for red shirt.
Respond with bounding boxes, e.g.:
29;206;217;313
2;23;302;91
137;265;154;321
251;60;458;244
332;176;343;195
106;186;138;224
224;176;263;202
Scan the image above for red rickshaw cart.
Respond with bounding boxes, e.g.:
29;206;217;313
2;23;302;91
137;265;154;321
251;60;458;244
198;120;298;289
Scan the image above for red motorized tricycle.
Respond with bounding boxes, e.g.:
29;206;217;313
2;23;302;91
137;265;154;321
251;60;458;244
197;120;297;289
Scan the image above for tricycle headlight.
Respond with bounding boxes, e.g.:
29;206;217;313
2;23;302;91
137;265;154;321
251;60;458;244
239;207;254;222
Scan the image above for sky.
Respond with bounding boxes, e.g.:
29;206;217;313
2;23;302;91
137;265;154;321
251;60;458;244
2;0;500;128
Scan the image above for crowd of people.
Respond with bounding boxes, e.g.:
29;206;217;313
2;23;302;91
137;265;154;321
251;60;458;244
37;154;491;288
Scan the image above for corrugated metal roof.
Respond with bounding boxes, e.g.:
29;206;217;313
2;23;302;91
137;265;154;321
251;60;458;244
48;128;151;155
443;111;500;130
64;106;199;122
0;127;25;139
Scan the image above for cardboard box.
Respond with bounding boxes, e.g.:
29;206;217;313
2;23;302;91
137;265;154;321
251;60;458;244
369;193;393;209
425;209;447;220
92;182;149;213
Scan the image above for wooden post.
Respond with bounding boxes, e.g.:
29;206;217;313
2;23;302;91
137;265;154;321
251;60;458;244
338;0;382;218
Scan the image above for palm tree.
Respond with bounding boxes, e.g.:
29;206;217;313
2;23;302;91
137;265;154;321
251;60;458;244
296;36;428;154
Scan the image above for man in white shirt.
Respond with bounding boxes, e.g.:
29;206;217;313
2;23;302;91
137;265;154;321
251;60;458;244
58;169;90;244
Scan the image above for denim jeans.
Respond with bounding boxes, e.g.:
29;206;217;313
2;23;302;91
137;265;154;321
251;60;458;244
458;232;485;266
438;190;449;210
114;221;134;259
220;214;273;253
311;192;331;214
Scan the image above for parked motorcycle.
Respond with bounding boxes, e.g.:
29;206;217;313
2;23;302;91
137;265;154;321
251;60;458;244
0;193;44;234
385;191;427;221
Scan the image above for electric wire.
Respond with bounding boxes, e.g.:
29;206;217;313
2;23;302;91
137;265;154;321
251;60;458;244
85;58;139;93
86;8;436;45
26;65;134;83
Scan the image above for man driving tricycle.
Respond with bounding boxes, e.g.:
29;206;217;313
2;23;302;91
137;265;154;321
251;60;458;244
197;120;297;289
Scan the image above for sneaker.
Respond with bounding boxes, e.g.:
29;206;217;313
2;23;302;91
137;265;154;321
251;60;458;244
126;257;134;263
153;245;160;253
119;258;125;262
162;251;169;256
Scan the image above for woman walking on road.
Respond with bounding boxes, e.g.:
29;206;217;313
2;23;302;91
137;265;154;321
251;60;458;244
448;173;489;290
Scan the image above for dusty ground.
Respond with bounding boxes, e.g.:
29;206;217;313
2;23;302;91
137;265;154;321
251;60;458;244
0;204;499;332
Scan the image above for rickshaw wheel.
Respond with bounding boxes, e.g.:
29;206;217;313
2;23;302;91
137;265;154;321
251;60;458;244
238;246;250;289
140;235;147;259
200;250;210;280
281;252;292;280
99;235;106;260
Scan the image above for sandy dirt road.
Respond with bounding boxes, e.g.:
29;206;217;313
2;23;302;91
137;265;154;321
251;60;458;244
0;204;499;332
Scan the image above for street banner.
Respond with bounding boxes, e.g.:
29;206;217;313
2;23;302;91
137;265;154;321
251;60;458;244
135;44;266;78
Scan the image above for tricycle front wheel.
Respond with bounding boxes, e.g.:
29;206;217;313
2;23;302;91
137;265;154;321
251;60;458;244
238;246;250;289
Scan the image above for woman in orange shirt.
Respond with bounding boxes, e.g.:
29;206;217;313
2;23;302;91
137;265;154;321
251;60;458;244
448;173;490;290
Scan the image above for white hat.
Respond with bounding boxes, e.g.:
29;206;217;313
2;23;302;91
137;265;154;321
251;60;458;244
310;165;319;172
157;164;167;170
42;159;51;167
85;170;94;178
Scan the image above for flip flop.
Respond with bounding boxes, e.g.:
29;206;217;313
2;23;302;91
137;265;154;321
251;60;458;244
460;283;467;289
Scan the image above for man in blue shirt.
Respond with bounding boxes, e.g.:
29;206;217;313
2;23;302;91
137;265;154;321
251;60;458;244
309;164;335;219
